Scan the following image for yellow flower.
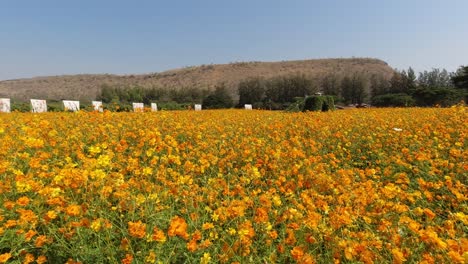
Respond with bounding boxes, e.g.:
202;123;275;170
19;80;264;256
91;219;102;232
391;248;406;264
202;222;214;230
145;251;157;264
200;253;211;264
65;204;81;217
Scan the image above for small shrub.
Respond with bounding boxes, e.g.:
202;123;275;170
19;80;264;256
303;96;323;111
303;96;335;112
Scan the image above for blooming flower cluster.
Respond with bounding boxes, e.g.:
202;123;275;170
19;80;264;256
0;107;466;263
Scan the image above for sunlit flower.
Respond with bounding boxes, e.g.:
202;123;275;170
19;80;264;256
128;220;146;239
168;216;189;240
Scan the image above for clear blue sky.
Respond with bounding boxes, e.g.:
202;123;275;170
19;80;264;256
1;0;467;80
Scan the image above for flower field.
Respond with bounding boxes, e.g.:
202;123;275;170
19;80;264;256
0;107;467;263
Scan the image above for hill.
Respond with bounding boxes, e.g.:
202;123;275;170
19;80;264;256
0;58;394;102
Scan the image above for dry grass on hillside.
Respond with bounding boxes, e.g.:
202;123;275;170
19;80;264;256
0;58;394;101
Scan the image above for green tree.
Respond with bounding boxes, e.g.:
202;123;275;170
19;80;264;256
98;84;118;103
237;77;265;106
202;83;234;109
264;74;316;105
451;65;468;102
412;68;463;106
320;74;341;96
452;66;468;88
369;73;390;97
341;73;368;105
418;68;453;88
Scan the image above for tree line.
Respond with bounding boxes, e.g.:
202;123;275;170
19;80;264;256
97;65;468;110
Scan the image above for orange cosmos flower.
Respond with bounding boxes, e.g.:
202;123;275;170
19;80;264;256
168;216;189;240
187;239;198;252
391;248;406;264
16;196;30;206
285;229;297;245
3;201;14;210
65;204;81;217
298;253;315;264
16;209;38;225
121;254;133;264
0;253;12;264
44;210;58;222
237;220;255;244
254;207;269;223
128;220;146;239
291;246;305;261
24;229;38;241
35;235;49;247
423;208;436;220
36;256;47;264
23;253;35;264
152;227;167;243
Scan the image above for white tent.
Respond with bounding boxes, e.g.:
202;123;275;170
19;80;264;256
92;101;103;112
133;103;144;112
31;99;47;113
63;100;80;112
0;98;11;113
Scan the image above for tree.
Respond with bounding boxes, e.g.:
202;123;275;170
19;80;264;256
418;68;453;88
98;84;118;103
320;74;341;96
237;77;265;106
340;75;353;104
264;74;316;104
372;93;414;107
341;73;368;105
452;66;468;88
369;73;390;97
202;83;234;109
411;68;463;106
405;67;417;90
452;65;468;102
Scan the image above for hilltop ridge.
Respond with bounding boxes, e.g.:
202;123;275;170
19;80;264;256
0;58;394;101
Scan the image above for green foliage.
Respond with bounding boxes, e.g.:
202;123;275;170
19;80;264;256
372;93;415;107
322;96;336;111
303;96;323;111
341;73;368;105
452;66;468;89
104;101;132;112
285;97;305;112
451;65;468;102
302;95;335;112
10;102;30;112
320;74;341;96
418;68;453;88
157;101;191;110
411;86;464;107
370;67;466;107
237;77;265;106
47;101;65;112
265;74;317;104
202;83;234;109
98;84;206;105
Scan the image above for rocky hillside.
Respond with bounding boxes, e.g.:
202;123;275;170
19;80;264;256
0;58;394;101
